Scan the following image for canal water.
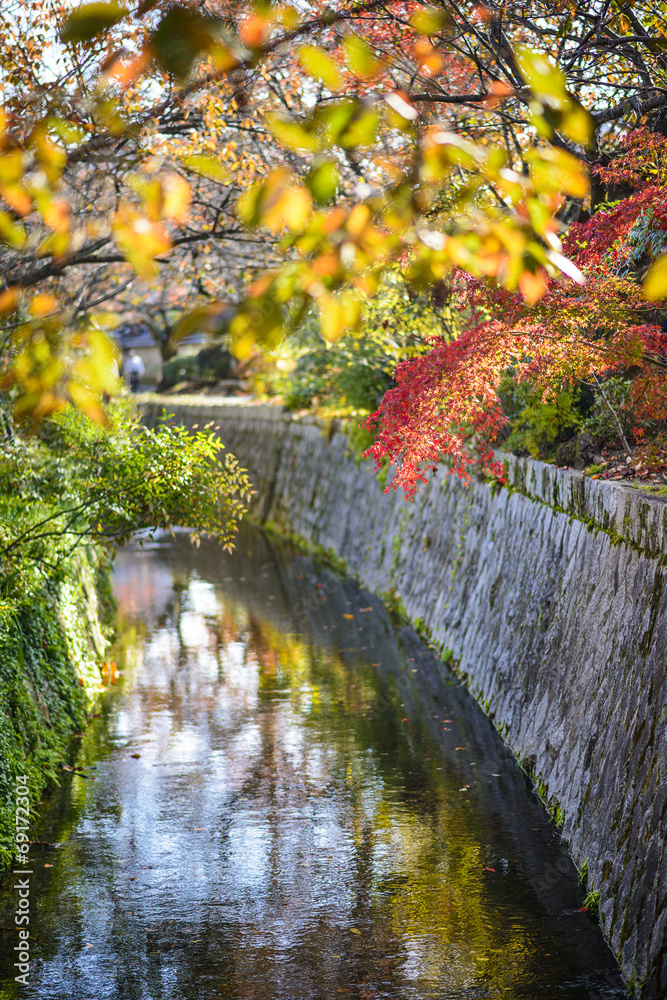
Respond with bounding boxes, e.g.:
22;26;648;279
0;528;625;999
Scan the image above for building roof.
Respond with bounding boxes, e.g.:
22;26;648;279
113;322;207;351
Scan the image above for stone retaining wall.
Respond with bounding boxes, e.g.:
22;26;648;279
142;395;667;998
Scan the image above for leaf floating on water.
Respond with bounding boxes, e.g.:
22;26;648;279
84;943;94;949
360;607;373;612
342;614;354;620
349;927;362;935
44;863;54;868
455;747;467;751
484;867;496;872
459;787;469;792
131;753;142;759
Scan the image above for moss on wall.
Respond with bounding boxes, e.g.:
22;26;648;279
0;547;110;872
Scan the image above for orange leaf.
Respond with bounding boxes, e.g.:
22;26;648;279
108;49;151;88
161;174;191;223
43;199;71;232
112;208;171;278
413;39;445;76
0;287;19;313
239;13;269;48
1;184;32;216
518;268;548;304
28;293;58;317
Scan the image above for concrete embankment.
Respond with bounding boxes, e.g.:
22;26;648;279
142;395;667;998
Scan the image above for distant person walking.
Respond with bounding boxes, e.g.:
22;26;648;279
122;350;145;393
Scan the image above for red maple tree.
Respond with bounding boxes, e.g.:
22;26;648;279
364;131;667;497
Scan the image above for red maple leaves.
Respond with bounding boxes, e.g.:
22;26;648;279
365;131;667;496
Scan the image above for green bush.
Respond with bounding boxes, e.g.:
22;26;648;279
283;341;393;412
0;395;252;871
278;270;446;413
499;377;582;458
580;376;637;445
159;342;233;391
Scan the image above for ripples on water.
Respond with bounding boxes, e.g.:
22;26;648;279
0;527;626;999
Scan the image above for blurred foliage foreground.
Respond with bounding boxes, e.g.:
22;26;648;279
0;397;252;870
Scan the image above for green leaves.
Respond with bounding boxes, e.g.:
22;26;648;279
298;44;342;91
516;47;593;147
344;36;384;78
526;147;589;200
180;155;231;184
229;294;285;358
265;113;322;153
168;302;233;346
266;99;379;155
409;8;452;34
237;168;312;232
4;401;252;561
151;8;221;78
325;100;378;149
305;160;340;204
60;2;128;44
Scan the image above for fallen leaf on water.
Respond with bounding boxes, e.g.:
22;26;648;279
360;607;373;612
349;928;362;935
371;662;380;666
84;943;93;949
402;717;408;722
455;747;467;751
130;877;137;881
44;863;53;868
131;753;141;758
484;867;496;872
459;787;469;792
343;614;354;620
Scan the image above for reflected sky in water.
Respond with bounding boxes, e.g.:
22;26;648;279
0;527;626;1000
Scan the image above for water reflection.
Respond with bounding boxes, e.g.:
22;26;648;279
0;527;625;999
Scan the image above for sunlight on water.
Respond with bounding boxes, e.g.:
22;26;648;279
0;527;626;1000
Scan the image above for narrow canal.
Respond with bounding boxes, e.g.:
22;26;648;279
1;528;625;999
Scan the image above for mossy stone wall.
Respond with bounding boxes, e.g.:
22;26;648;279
0;548;108;871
